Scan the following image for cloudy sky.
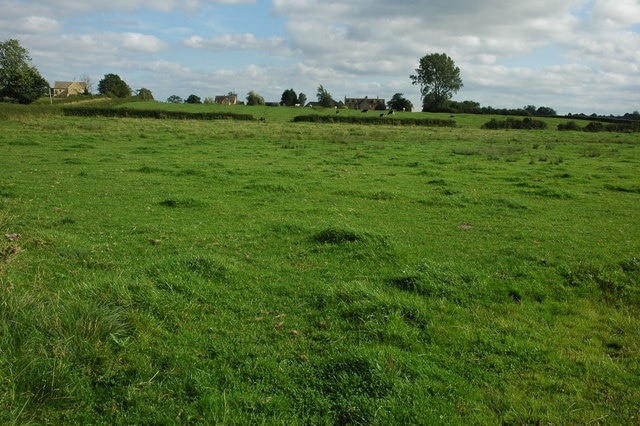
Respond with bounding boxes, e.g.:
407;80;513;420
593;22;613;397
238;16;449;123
1;0;639;114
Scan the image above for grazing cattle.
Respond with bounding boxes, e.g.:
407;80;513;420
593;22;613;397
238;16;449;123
379;113;386;117
336;109;340;114
387;110;395;115
259;117;266;122
361;109;368;113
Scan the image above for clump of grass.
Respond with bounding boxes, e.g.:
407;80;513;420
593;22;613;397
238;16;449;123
312;227;363;244
158;198;204;208
387;262;479;303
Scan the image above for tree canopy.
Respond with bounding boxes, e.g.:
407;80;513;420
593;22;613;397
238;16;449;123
246;91;265;106
185;94;201;104
136;88;154;101
387;93;413;112
98;73;131;98
316;85;335;107
410;52;463;112
297;92;307;107
0;39;49;104
281;88;297;106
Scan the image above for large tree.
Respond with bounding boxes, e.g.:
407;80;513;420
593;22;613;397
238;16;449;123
410;52;463;112
246;90;265;106
136;87;154;100
98;73;131;98
0;39;49;104
281;88;297;106
316;84;335;107
387;93;413;112
185;94;201;104
297;92;307;106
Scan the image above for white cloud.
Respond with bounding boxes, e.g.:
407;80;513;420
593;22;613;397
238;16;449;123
115;32;169;52
591;0;640;29
183;33;287;52
17;16;61;34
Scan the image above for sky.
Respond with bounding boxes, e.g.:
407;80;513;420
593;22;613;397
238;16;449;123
1;0;639;115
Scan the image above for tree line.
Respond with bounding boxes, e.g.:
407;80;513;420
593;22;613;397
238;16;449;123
1;38;638;120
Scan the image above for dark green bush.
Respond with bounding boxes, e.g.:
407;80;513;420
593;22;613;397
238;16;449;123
293;114;456;127
557;121;581;131
584;121;605;132
62;107;255;121
482;117;547;130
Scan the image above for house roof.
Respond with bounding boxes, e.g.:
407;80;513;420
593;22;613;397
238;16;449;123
54;81;87;89
54;81;74;89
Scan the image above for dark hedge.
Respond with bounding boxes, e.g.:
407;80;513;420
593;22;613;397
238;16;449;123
62;107;255;121
292;114;456;127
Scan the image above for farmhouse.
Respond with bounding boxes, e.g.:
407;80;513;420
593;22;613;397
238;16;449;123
53;81;87;97
214;94;238;105
344;96;386;110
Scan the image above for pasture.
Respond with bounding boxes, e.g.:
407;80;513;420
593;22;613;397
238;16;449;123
1;105;639;424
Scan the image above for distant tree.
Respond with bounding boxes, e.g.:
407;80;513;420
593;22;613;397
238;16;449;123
316;84;335;107
410;52;463;112
79;75;92;94
203;97;214;104
136;87;154;101
0;38;49;104
387;93;413;112
246;90;265;106
167;94;182;103
97;73;131;98
535;106;556;116
524;105;537;115
281;88;297;106
185;94;201;104
623;111;640;120
297;92;307;106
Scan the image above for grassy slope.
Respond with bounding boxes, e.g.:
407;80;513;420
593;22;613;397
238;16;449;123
1;108;639;424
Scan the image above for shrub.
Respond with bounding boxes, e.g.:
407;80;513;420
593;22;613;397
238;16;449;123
292;114;456;127
557;121;581;131
584;121;604;132
482;117;547;130
62;107;255;121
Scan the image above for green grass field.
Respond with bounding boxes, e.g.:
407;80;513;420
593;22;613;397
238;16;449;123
1;103;639;424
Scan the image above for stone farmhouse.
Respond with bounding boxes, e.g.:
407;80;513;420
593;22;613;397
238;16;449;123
214;94;239;105
344;96;386;110
53;81;87;97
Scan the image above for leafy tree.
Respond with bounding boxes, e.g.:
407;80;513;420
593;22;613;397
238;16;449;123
98;73;131;98
410;52;463;112
185;94;201;104
0;38;49;104
167;95;183;103
281;88;297;106
246;90;265;106
524;105;537;115
203;97;214;104
136;87;154;100
623;111;640;120
297;92;307;106
316;84;335;107
535;106;556;116
80;75;93;94
387;93;413;112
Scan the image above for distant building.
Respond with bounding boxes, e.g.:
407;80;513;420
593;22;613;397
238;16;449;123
214;94;238;105
53;81;87;97
344;96;385;110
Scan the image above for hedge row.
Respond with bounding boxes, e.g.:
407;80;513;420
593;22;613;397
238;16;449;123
292;114;456;127
558;121;640;133
62;107;255;121
481;117;547;130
